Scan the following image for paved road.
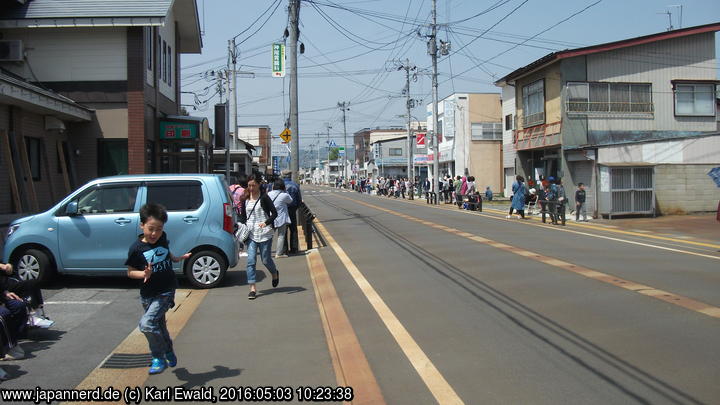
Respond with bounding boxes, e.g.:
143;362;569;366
1;185;718;404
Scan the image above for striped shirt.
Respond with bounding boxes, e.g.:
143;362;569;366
244;198;274;242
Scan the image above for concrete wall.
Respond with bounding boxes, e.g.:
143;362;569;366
468;140;502;193
655;164;720;214
2;28;128;81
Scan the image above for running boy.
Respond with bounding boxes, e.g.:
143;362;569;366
125;203;190;375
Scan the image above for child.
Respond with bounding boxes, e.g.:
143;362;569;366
125;203;190;375
575;183;588;221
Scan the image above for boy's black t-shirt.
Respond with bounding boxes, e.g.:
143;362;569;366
124;232;177;298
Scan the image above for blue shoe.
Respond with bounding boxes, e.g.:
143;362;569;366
149;357;167;374
165;351;177;367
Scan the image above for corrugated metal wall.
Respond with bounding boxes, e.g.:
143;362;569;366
586;32;716;133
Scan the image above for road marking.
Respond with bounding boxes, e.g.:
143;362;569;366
315;220;465;405
390;195;720;260
72;289;208;403
479;206;720;250
44;300;112;305
314;186;720;252
305;249;386;405
335;195;720;320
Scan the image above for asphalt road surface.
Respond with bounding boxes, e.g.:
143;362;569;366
1;184;718;405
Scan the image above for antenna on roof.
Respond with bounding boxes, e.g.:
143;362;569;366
667;4;683;29
657;9;674;31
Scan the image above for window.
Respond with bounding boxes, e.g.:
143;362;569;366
167;45;172;87
471;123;503;141
158;35;163;82
675;83;715;116
504;114;513;131
389;148;403;156
147;181;204;211
566;82;653;114
25;137;41;181
98;139;128;177
522;80;545;127
162;40;167;83
145;27;153;71
74;185;139;214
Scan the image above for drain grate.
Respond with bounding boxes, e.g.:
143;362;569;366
100;353;152;369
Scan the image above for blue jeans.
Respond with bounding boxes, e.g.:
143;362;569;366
139;292;174;359
246;238;278;284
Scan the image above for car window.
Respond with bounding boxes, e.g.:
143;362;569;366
76;185;138;214
146;181;204;211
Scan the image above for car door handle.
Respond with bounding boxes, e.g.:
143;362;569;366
183;216;200;223
114;218;132;225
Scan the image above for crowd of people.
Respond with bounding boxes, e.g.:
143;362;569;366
506;175;588;224
330;172;589;222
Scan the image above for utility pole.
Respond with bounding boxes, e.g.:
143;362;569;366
402;59;416;191
429;0;440;195
231;39;238;155
338;101;349;182
325;123;332;185
288;0;300;182
223;68;231;180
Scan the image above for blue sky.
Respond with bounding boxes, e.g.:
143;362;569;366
180;0;720;148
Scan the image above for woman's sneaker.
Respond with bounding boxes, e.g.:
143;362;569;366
149;357;167;374
165;351;177;367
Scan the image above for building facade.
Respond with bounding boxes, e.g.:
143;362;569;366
0;0;202;215
426;92;503;192
496;23;720;216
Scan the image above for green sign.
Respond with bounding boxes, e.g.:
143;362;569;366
160;121;198;140
272;43;285;78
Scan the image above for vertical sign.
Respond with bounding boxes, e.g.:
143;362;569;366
416;133;426;148
272;43;285;78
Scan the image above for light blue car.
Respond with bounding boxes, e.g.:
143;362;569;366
3;174;239;288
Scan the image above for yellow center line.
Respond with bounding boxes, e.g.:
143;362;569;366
315;220;465;405
371;194;720;261
333;195;720;320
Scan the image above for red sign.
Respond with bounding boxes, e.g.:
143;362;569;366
181;129;192;138
165;129;175;139
416;133;426;148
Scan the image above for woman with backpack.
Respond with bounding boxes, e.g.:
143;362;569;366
267;179;294;259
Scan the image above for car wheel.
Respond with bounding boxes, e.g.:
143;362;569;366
16;249;54;282
184;250;226;289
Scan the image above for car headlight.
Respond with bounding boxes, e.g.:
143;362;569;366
6;224;20;239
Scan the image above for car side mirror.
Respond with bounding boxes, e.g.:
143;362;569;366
65;201;79;216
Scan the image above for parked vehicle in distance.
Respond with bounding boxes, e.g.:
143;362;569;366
2;174;239;288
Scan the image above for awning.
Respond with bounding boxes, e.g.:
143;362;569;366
0;71;92;122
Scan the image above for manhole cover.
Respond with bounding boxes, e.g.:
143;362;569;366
100;353;152;369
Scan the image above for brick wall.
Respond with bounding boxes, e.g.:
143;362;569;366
127;27;147;174
655;164;720;214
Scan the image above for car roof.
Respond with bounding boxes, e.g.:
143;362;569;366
90;174;223;185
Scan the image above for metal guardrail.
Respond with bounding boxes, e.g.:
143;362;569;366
298;202;326;250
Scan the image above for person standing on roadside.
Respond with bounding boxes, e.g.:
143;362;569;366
267;179;293;258
575;183;588;222
281;169;303;254
240;176;280;300
509;176;527;219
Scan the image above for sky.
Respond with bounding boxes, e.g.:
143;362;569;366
180;0;720;151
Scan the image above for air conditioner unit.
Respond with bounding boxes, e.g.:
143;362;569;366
0;40;24;62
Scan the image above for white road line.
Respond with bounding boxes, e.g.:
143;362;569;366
44;301;112;305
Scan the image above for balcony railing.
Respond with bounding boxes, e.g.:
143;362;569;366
566;101;654;115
